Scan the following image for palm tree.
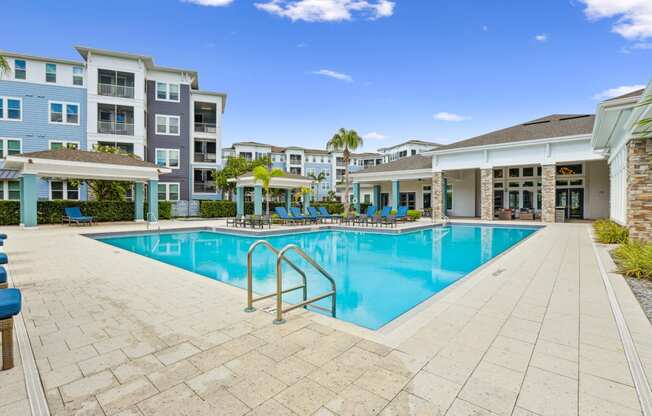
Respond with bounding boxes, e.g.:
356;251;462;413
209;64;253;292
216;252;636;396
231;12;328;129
252;165;285;216
327;128;363;215
0;56;10;77
308;171;327;201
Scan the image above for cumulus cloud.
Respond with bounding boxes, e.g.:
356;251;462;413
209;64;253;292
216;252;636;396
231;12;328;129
363;132;386;140
535;34;548;42
254;0;395;22
312;69;353;82
579;0;652;40
181;0;234;6
593;84;646;100
433;112;470;122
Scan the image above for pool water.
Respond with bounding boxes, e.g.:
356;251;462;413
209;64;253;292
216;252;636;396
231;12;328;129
97;225;538;329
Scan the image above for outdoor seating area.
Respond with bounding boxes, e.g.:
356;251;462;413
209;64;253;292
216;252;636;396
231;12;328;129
63;207;94;226
0;234;21;371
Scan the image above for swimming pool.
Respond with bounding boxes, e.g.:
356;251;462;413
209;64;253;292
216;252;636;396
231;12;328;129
97;225;538;329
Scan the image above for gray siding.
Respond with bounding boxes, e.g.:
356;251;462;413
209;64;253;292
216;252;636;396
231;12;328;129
146;81;190;200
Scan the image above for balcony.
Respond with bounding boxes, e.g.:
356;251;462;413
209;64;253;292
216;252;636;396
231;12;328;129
98;83;135;99
194;102;217;134
194;168;216;193
194;122;217;134
289;156;302;165
194;140;217;163
194;182;216;193
98;122;134;136
98;69;135;99
98;104;135;136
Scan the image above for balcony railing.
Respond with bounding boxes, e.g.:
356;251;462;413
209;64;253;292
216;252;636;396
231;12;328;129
194;152;217;163
98;83;135;99
98;121;135;136
194;122;217;134
194;182;216;193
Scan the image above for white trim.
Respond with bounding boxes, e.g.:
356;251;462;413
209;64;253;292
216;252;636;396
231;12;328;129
45;62;57;83
155;82;181;103
0;137;23;158
48;101;80;126
425;134;593;156
0;96;23;121
351;168;432;182
49;180;80;201
155;148;180;169
157;182;180;201
155;114;181;136
72;65;84;87
0;180;21;201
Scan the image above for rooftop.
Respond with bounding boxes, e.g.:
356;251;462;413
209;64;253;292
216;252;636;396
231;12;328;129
12;149;161;169
378;139;442;152
352;154;432;174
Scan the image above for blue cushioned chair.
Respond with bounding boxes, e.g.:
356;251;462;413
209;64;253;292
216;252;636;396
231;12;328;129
0;267;6;290
0;288;21;370
63;207;94;226
274;207;303;225
0;253;7;266
0;233;7;240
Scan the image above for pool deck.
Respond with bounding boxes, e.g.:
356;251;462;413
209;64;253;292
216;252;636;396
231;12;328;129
2;219;652;415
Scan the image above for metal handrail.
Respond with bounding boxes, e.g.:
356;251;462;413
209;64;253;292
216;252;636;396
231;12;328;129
245;240;307;313
274;244;336;324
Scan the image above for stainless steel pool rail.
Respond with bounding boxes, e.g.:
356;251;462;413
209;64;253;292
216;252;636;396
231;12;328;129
245;240;337;325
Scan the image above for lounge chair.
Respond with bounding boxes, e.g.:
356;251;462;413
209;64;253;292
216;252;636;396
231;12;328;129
318;207;341;223
0;288;22;370
290;207;316;224
275;207;304;225
226;215;246;228
372;206;394;227
395;206;409;221
354;206;377;226
307;207;324;223
63;207;93;226
0;267;6;290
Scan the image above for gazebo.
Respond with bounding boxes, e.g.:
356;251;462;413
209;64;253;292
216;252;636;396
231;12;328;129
228;172;315;216
3;149;171;228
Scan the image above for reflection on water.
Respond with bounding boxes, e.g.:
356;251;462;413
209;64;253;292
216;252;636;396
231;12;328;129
99;225;537;329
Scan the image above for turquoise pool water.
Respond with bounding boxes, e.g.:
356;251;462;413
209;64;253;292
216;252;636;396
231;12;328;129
97;225;538;329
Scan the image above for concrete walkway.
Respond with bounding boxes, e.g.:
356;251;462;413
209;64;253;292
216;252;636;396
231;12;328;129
1;220;650;415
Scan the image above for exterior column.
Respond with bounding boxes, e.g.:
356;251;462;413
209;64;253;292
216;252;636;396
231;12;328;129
254;185;263;216
285;189;292;210
20;174;38;228
480;168;494;220
373;184;381;208
432;172;444;220
353;182;361;213
541;164;556;223
304;191;312;214
627;138;652;241
391;180;400;211
147;180;159;223
236;186;244;216
134;182;145;222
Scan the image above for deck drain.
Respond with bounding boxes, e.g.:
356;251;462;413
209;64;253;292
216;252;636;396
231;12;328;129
492;268;506;277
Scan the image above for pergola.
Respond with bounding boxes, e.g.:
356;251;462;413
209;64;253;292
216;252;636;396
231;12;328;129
228;172;314;216
3;149;171;228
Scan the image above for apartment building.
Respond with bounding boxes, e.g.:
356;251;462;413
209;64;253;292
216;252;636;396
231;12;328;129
0;47;226;206
378;139;441;163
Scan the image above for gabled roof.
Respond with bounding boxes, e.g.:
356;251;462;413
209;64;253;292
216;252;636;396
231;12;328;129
604;88;645;102
378;139;442;152
352;154;431;174
15;149;161;169
0;50;83;66
433;114;595;152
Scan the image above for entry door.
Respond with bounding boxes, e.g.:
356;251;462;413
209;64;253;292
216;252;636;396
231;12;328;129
494;190;504;214
423;192;431;209
556;189;584;219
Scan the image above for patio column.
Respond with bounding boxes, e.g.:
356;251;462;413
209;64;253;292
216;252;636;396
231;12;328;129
147;180;159;223
373;184;381;208
236;186;244;216
391;180;400;211
541;164;556;223
254;184;263;216
20;174;38;228
353;182;361;213
480;168;494;220
303;191;312;214
432;171;444;220
134;182;144;222
285;189;292;210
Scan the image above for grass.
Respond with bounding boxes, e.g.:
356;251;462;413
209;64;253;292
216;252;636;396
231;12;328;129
613;241;652;279
593;219;629;244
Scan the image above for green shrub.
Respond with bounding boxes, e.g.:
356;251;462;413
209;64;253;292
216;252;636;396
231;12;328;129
0;202;20;225
407;210;422;221
613;241;652;279
200;201;236;218
593;219;629;244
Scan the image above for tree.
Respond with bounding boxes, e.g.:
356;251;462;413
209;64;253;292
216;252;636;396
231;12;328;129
214;155;271;200
84;145;137;200
307;171;327;201
252;165;285;216
326;190;338;202
0;56;9;76
327;128;363;215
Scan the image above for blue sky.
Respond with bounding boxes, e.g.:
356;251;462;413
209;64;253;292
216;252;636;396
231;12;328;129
4;0;652;151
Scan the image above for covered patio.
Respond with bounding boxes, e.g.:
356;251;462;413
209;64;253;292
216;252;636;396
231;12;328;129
3;149;171;228
228;172;314;216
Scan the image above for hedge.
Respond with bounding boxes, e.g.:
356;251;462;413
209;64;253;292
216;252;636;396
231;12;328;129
199;200;374;218
0;200;171;225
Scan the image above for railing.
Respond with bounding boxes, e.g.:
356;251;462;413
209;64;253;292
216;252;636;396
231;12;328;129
194;152;217;163
289;158;302;165
98;121;134;136
193;182;216;193
194;122;217;134
98;83;135;98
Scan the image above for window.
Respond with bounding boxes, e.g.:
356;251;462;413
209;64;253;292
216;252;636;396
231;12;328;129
155;115;180;135
508;168;520;178
50;181;78;200
445;184;453;210
7;181;19;200
493;169;503;179
45;63;56;83
155;148;180;168
73;66;84;86
50;141;79;150
0;139;21;158
569;179;583;186
556;164;583;175
522;167;534;177
494;182;503;188
523;181;534;187
523;190;533;209
49;102;79;125
14;60;26;80
157;183;180;201
155;82;180;102
6;98;21;120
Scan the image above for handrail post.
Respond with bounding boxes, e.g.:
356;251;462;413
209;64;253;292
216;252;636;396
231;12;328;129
273;254;286;325
245;246;255;312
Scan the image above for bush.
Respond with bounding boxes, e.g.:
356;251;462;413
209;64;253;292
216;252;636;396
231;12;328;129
407;210;422;221
593;219;629;244
613;241;652;279
199;200;290;218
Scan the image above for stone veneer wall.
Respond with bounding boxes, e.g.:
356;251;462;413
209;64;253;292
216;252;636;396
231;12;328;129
541;164;556;223
627;138;652;241
480;168;494;220
432;172;444;219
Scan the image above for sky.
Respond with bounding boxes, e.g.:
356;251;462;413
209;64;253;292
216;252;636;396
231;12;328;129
4;0;652;152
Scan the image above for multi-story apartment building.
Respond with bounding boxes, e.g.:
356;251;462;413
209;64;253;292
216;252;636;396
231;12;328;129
377;139;441;163
0;47;225;207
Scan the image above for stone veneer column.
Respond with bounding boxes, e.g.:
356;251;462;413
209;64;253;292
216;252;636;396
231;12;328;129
541;164;556;223
480;168;494;221
627;138;652;241
432;171;444;220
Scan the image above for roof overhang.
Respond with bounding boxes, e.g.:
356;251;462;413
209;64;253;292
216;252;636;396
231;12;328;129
4;155;171;182
227;175;313;189
351;168;432;183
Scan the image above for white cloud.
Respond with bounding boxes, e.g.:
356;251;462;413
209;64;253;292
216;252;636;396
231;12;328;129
622;42;652;53
433;112;470;122
593;84;646;100
312;69;353;82
579;0;652;40
254;0;395;22
535;34;548;42
363;132;386;140
181;0;234;6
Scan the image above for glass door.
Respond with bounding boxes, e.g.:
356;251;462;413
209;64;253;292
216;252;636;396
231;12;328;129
569;189;584;219
399;192;416;210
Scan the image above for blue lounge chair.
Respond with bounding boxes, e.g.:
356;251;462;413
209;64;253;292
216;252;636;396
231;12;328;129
0;253;7;266
290;207;316;223
275;207;303;225
396;206;409;221
373;206;395;227
318;207;341;223
0;267;6;290
63;207;93;226
0;234;7;240
354;206;377;226
307;207;324;223
0;288;21;369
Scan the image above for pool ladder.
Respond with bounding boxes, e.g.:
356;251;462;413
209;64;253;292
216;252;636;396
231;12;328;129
245;240;337;325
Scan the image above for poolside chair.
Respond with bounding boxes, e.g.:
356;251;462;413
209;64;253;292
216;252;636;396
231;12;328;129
318;207;341;223
0;288;21;370
372;206;394;227
395;206;409;222
307;207;324;223
226;215;246;228
354;206;377;226
0;267;6;290
63;207;94;226
275;207;304;225
290;207;316;224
